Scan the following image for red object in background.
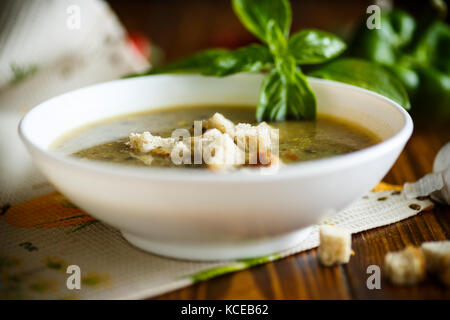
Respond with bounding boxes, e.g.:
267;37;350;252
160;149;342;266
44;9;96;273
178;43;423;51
127;32;151;60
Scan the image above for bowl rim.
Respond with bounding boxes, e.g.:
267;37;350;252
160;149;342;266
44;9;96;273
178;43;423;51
18;74;413;183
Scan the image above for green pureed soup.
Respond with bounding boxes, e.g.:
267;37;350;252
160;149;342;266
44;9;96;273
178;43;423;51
53;106;379;168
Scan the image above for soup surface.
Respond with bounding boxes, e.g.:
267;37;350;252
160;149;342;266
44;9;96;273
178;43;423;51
53;106;379;168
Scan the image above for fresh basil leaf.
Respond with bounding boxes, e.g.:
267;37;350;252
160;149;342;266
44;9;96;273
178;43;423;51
146;49;229;75
386;64;419;97
350;10;416;66
203;44;273;76
258;21;316;121
285;68;316;120
232;0;291;43
380;10;416;47
257;69;286;121
266;20;289;57
288;29;346;64
310;58;411;109
415;67;450;119
411;21;450;74
257;67;316;122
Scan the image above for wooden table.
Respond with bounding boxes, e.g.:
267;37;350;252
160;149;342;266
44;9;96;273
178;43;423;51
107;0;450;299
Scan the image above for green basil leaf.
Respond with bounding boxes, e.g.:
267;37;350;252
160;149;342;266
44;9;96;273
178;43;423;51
257;67;316;122
415;67;450;119
258;21;316;122
310;58;411;109
288;29;346;64
288;69;317;120
257;69;286;121
386;64;420;97
146;49;229;75
381;10;416;47
232;0;291;43
203;44;273;76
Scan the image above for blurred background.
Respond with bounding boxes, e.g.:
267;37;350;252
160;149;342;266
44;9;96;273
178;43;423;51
107;0;449;62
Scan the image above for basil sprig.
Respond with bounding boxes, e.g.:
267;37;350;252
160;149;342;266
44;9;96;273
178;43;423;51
137;0;346;121
257;20;317;121
232;0;292;42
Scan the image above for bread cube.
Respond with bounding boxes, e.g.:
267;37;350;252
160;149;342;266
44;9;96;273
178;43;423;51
129;131;176;153
421;241;450;272
438;255;450;287
203;113;235;137
421;240;450;287
318;225;352;266
201;129;244;169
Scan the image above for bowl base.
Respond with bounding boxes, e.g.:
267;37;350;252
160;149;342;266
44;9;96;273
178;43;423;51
121;227;312;261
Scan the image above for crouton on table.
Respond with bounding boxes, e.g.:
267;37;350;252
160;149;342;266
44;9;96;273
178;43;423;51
318;225;352;266
384;246;426;286
421;241;450;287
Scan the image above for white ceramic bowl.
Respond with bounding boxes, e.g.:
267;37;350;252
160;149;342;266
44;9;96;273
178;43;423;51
19;74;413;261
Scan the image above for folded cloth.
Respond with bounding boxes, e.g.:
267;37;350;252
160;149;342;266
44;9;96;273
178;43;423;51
0;0;149;205
404;142;450;205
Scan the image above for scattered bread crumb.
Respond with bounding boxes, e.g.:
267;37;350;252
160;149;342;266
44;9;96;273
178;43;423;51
201;129;244;170
318;225;352;266
384;246;426;286
421;241;450;272
129;132;176;153
129;152;154;165
421;240;450;287
170;141;191;164
438;255;450;287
